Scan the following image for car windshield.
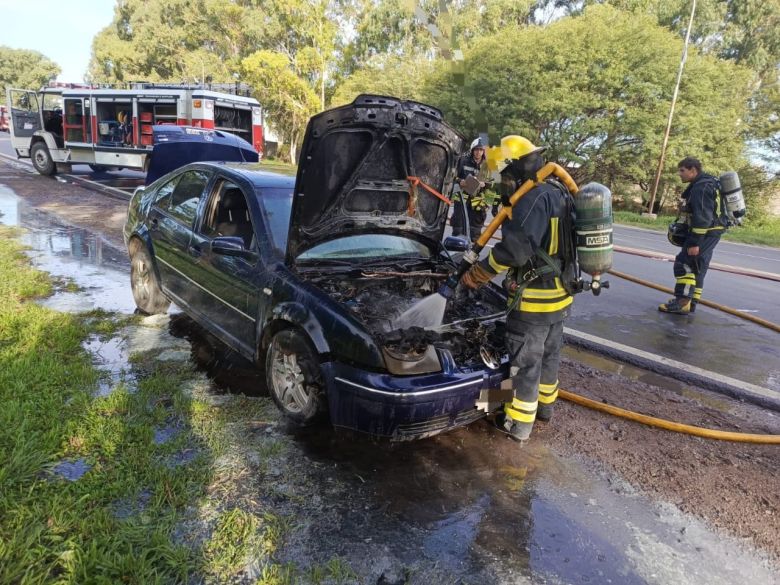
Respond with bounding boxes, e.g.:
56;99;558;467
255;187;432;261
298;235;431;261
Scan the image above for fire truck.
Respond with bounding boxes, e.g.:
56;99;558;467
0;105;9;132
5;83;264;176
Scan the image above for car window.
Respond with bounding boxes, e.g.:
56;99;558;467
168;170;211;226
298;234;431;261
153;175;181;210
256;187;293;253
202;179;256;249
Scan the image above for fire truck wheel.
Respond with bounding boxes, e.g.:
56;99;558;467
31;142;56;176
130;243;170;315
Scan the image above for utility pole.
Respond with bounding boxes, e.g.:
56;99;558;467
645;0;696;217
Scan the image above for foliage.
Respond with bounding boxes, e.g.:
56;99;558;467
331;55;438;106
424;5;753;201
0;46;60;93
241;50;321;162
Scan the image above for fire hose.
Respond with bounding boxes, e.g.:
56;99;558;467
558;388;780;444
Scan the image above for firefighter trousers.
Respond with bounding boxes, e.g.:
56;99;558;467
503;321;563;433
673;235;721;305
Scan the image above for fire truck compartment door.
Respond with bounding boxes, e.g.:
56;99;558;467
6;88;41;151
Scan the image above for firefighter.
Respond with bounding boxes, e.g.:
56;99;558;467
452;138;488;239
460;135;574;443
659;157;727;315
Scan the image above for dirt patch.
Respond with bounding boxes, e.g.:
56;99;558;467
544;357;780;558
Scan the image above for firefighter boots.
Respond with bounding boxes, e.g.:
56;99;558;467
658;297;692;315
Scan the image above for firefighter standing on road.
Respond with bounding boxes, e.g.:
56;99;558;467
452;138;488;240
460;135;575;443
659;157;727;315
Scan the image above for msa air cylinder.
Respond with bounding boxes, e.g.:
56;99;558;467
719;171;746;225
574;183;613;276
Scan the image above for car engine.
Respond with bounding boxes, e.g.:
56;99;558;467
300;269;507;368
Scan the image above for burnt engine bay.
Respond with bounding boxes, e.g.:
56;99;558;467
301;269;508;368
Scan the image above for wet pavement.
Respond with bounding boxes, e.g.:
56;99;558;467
2;180;779;583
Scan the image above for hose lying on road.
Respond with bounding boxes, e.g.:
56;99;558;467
559;388;780;444
607;268;780;334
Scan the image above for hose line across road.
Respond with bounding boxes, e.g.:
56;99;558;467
559;388;780;444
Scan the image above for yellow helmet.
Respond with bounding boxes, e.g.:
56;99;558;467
486;135;545;172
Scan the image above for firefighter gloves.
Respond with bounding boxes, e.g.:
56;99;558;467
461;263;493;289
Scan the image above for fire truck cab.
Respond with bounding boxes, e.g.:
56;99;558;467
5;84;263;176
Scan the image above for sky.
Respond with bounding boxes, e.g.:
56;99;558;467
0;0;116;83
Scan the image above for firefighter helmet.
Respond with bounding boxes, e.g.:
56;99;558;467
667;221;689;247
470;137;486;151
486;135;546;172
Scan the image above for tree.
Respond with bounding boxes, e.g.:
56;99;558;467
330;55;438;106
424;4;753;205
241;51;320;162
0;46;60;93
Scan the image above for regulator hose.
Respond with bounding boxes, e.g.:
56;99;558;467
607;268;780;334
559;388;780;444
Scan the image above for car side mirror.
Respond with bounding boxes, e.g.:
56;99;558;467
443;236;469;252
211;236;255;259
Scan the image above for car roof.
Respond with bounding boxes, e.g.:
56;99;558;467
221;162;297;188
181;161;295;189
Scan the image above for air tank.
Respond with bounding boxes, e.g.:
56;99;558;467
574;182;613;276
719;171;746;225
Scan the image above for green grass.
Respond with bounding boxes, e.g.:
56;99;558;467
613;210;780;248
0;227;284;583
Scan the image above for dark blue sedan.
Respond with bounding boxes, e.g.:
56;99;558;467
123;95;511;440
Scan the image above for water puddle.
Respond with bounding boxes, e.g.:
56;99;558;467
50;458;91;482
0;184;135;314
83;334;132;396
287;429;778;584
562;345;734;412
113;489;152;520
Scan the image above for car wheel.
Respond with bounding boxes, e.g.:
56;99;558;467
31;142;56;176
266;330;327;425
129;243;170;315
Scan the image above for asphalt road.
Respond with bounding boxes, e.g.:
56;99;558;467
4;132;779;393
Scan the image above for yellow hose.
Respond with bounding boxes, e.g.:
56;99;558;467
558;388;780;444
608;268;780;334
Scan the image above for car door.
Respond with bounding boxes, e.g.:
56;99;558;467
188;176;259;354
147;168;212;307
6;89;41;155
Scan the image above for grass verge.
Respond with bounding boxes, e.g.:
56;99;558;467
613;211;780;248
0;227;282;583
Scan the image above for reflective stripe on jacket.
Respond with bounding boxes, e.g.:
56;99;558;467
479;180;573;325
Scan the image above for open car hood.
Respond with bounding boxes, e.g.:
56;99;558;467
286;95;463;262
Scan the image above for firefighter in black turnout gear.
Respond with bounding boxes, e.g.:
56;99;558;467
460;135;574;443
452;138;488;240
659;157;727;315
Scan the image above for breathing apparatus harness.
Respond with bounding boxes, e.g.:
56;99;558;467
439;162;607;300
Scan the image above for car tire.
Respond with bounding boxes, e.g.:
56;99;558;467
266;330;328;426
31;142;56;176
129;243;170;315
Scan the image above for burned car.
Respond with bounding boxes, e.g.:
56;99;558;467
123;95;510;439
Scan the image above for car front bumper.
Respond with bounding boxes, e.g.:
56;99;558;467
320;359;510;440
